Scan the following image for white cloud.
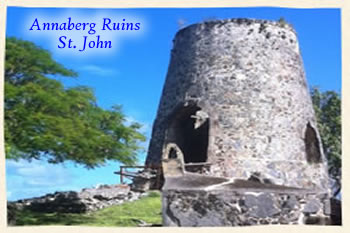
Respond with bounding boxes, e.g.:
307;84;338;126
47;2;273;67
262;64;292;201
125;116;151;135
78;65;119;76
17;165;49;177
6;159;74;200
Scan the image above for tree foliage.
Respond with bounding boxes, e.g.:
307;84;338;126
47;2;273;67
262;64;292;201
5;37;145;168
310;87;341;195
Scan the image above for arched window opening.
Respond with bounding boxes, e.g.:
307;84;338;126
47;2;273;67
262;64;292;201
168;147;178;159
304;122;322;164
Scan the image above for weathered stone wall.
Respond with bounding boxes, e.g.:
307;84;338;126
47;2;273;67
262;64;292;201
146;18;329;192
163;189;330;226
8;184;146;215
161;167;331;226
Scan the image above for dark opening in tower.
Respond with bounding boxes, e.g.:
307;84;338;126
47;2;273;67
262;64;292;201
304;122;322;164
166;105;209;165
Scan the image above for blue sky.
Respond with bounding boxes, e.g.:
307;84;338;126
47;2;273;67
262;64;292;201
5;7;341;201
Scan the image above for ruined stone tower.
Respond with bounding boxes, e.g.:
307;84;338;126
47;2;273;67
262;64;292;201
146;18;329;193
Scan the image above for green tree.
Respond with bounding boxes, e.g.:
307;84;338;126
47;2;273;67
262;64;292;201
5;37;145;168
310;87;341;196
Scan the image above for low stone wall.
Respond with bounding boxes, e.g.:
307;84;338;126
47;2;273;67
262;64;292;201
8;184;147;216
163;189;330;226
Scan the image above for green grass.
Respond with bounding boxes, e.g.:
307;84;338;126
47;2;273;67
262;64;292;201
13;191;162;227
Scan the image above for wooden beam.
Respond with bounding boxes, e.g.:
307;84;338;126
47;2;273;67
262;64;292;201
120;167;123;184
114;171;151;180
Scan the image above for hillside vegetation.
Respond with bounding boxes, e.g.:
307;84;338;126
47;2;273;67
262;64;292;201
13;191;162;227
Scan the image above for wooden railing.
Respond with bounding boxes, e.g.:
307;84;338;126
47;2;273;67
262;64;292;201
114;162;212;187
114;165;162;185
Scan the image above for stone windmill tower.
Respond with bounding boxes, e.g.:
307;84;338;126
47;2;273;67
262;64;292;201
145;18;329;193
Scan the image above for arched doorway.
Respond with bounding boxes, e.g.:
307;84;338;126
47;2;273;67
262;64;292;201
165;105;209;165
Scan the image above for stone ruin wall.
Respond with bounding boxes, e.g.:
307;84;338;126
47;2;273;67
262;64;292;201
146;19;329;192
163;190;331;226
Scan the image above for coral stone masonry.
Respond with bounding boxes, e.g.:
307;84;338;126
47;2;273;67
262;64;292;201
146;18;329;192
145;18;332;226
